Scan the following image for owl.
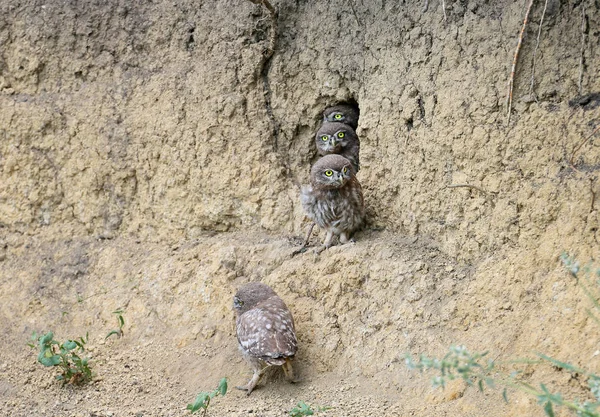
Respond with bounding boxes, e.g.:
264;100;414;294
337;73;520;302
300;154;365;251
233;282;298;395
323;104;359;130
315;122;360;173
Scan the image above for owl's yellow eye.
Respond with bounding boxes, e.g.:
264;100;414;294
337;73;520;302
321;135;328;141
334;113;343;120
342;166;348;174
325;170;334;177
337;132;345;139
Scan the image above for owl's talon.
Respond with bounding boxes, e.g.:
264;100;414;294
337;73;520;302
236;384;257;396
313;245;327;255
291;246;308;257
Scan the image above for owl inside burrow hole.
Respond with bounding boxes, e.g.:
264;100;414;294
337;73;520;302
298;102;365;254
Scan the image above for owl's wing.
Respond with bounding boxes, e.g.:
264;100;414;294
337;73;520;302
300;185;318;221
237;302;297;363
354;178;364;209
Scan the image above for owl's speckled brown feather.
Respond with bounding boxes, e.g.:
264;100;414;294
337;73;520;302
300;155;364;249
233;282;297;395
315;122;360;172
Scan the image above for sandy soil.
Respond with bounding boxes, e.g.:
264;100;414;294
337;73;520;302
1;0;599;416
0;230;596;416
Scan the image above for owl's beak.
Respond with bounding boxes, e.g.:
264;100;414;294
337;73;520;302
330;138;337;147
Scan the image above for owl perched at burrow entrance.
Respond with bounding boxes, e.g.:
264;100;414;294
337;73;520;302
315;122;360;173
233;282;298;395
323;104;359;130
300;154;365;251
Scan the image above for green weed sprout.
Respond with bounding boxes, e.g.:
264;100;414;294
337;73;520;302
187;378;228;416
28;331;92;385
290;401;331;417
405;346;600;417
404;254;600;417
404;345;494;390
105;308;125;339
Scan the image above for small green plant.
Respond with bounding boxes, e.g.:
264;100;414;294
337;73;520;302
105;308;125;339
28;331;92;385
405;254;600;417
187;378;228;416
404;345;494;391
290;401;330;417
560;253;600;327
405;346;600;417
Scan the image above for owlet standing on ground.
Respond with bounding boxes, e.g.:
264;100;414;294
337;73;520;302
233;282;298;395
323;104;359;130
315;122;360;173
300;154;365;252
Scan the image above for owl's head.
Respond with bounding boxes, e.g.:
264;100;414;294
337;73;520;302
323;104;359;130
315;122;358;155
310;154;355;190
233;282;277;315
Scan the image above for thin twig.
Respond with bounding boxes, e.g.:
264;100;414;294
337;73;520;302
590;178;596;212
506;0;535;126
578;6;588;97
446;184;488;194
441;0;447;22
528;0;548;101
570;124;600;166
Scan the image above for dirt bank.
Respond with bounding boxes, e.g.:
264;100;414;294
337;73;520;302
1;0;599;416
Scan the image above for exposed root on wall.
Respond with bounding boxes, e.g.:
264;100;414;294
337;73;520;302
506;0;534;126
250;0;281;153
578;6;588;97
528;0;548;102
